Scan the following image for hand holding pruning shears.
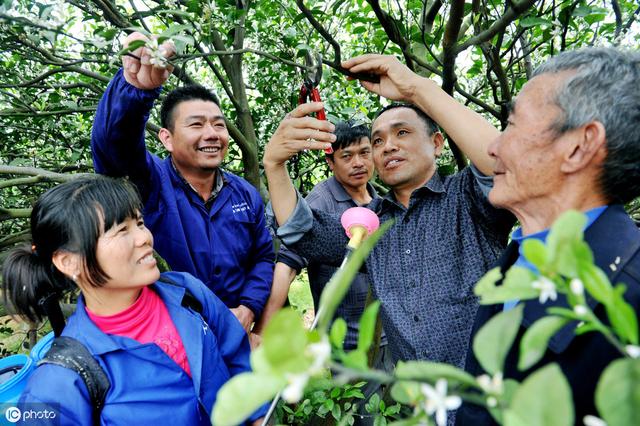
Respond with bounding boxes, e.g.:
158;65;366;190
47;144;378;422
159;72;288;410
298;51;333;154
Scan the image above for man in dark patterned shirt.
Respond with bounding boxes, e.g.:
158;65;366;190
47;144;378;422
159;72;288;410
263;56;514;367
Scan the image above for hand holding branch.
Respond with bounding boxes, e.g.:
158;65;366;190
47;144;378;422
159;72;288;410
121;32;176;90
341;54;426;104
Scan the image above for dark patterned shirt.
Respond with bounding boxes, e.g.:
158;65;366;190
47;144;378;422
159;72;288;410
276;166;514;367
277;176;386;350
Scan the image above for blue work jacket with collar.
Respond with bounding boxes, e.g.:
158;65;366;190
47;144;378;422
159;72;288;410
457;205;640;425
19;272;266;425
91;69;274;317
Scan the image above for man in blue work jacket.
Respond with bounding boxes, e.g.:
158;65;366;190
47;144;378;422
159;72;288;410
91;32;274;332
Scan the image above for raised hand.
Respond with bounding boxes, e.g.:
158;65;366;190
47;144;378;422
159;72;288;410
341;54;425;103
263;102;335;168
121;32;176;90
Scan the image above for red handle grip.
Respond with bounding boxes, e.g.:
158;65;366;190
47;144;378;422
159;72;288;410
310;88;331;153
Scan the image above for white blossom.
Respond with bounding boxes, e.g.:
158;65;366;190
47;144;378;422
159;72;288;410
282;373;309;403
625;345;640;358
570;278;584;296
306;336;331;374
583;415;607;426
574;305;588;316
149;48;169;68
420;379;462;426
476;372;503;395
532;276;557;304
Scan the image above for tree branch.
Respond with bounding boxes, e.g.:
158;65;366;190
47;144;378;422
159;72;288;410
441;0;467;170
621;4;640;36
366;0;414;70
296;0;343;64
0;208;31;221
611;0;622;39
456;0;538;54
0;106;97;118
0;165;87;180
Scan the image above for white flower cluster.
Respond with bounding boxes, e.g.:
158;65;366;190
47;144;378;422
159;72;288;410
281;337;331;403
419;379;462;426
532;276;557;304
476;372;504;408
145;38;172;68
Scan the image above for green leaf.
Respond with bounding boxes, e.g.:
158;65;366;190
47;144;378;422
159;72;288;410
518;316;570;371
473;305;524;375
394;361;478;388
343;388;365;399
522;239;548;270
474;267;503;296
520;17;554;28
331;403;342;420
572;5;593;17
503;364;574;426
117;40;146;57
330;318;347;349
358;301;380;353
584;13;606;25
158;24;193;40
262;308;310;374
331;387;341;399
606;284;639;345
546;211;588;278
342;349;368;370
579;264;612;305
595;358;640;426
388;418;426;426
212;372;285;426
476;267;538;305
385;403;401;415
373;416;387;426
365;393;380;413
390;381;423;405
325;398;336;410
316;220;393;332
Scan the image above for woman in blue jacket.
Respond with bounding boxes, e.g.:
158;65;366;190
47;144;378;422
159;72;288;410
2;175;264;425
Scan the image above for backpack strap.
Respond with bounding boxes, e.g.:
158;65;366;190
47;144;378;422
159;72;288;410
38;336;110;426
157;275;203;314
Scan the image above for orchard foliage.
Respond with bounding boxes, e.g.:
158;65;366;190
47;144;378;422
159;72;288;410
0;1;638;290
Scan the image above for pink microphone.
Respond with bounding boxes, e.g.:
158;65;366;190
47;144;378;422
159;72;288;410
340;207;380;250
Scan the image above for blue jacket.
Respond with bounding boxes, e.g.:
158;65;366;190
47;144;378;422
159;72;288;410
457;205;640;425
19;272;265;425
91;70;274;317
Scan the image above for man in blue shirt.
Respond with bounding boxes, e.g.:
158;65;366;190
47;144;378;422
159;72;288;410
91;32;274;332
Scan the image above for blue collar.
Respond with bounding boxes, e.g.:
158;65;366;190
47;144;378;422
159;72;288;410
512;205;608;273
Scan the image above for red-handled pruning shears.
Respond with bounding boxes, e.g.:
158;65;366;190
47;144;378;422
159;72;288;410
298;51;332;154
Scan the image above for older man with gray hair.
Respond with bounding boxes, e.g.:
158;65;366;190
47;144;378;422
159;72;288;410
450;48;640;424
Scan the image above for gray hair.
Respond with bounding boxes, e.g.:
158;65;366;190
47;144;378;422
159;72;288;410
532;48;640;204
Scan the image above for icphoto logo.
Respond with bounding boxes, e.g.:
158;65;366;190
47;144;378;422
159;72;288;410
5;406;20;423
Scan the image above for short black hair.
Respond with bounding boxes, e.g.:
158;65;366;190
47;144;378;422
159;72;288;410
2;176;143;322
327;120;370;159
374;103;439;136
160;85;221;131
